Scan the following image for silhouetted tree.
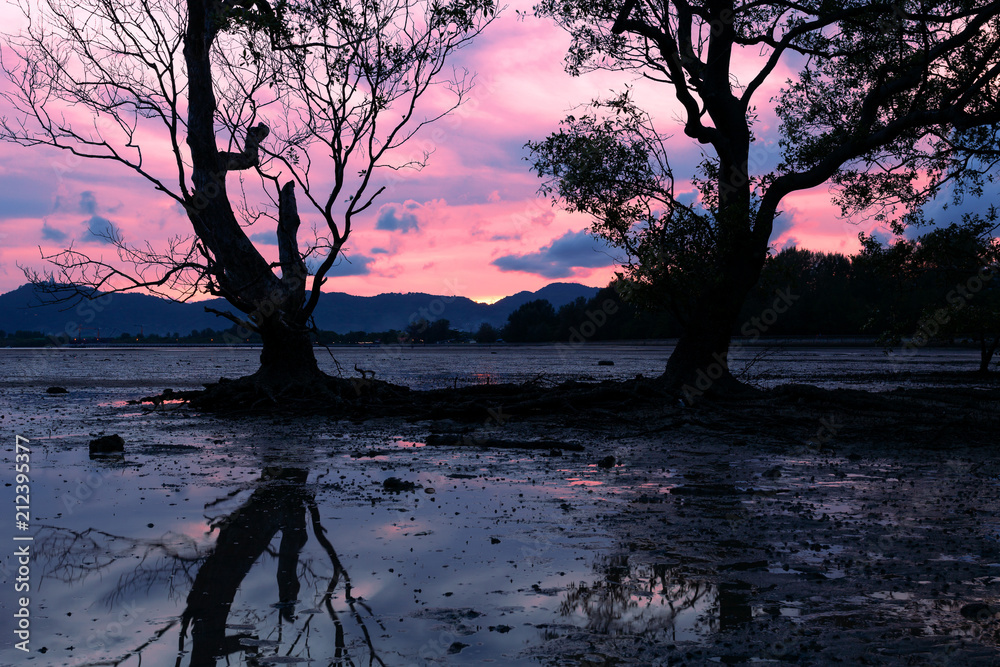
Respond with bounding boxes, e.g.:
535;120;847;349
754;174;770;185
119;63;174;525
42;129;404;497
474;322;499;343
530;0;1000;394
859;213;1000;372
503;299;558;342
1;0;495;401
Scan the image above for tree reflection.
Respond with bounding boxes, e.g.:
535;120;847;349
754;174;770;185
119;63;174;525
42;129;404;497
559;554;750;641
179;466;385;666
36;467;384;666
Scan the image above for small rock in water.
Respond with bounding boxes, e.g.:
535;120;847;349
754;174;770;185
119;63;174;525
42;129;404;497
762;466;782;479
383;477;417;492
597;455;616;469
89;434;125;455
597;360;614;366
46;386;68;394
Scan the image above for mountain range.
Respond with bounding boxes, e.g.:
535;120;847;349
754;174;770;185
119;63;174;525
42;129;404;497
0;282;600;337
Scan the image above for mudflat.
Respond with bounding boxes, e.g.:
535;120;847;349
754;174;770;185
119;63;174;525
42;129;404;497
2;350;999;665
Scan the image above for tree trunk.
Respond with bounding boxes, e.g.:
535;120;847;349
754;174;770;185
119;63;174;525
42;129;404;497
665;284;751;400
252;316;324;389
664;238;769;400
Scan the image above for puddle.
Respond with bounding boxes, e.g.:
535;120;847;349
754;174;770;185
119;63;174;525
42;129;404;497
3;432;629;666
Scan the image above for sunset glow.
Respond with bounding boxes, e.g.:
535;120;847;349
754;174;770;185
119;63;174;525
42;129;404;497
0;0;920;301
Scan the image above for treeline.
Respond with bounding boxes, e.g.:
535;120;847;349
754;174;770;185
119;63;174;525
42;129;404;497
4;244;995;348
499;245;995;342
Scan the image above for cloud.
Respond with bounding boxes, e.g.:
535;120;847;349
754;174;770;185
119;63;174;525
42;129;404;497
81;215;121;244
0;175;56;220
249;230;278;245
492;230;619;279
41;222;68;242
80;191;97;215
310;252;376;277
370;247;390;254
375;201;421;233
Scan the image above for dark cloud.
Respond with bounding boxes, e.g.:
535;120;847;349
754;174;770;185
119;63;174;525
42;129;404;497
370;247;390;254
375;202;421;233
249;230;278;245
81;215;120;244
41;222;69;242
492;230;618;279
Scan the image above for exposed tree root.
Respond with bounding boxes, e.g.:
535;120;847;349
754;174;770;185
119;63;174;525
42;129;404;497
130;369;1000;451
132;372;409;416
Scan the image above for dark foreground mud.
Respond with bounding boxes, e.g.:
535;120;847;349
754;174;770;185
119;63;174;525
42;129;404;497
3;374;1000;665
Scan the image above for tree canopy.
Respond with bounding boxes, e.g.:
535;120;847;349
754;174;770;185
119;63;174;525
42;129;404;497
1;0;495;396
530;0;1000;392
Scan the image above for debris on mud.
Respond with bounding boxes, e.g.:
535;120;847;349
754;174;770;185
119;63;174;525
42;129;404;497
88;433;125;455
424;433;584;451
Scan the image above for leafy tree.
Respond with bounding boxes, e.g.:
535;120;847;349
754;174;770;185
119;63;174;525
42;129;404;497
503;299;558;342
424;318;453;343
743;247;868;336
554;297;588;340
529;0;1000;394
858;213;1000;372
1;0;495;399
474;322;499;343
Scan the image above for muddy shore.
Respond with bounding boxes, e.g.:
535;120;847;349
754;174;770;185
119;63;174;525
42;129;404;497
3;367;1000;665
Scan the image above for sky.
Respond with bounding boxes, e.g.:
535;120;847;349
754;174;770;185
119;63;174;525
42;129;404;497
0;1;975;304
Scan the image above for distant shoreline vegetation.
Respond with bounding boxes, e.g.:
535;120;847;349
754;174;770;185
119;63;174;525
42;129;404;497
2;246;996;352
1;335;993;349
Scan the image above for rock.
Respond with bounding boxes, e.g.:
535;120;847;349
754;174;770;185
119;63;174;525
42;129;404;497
447;642;469;655
383;477;417;492
597;455;616;468
597;360;614;366
45;386;68;394
89;434;125;455
762;466;782;478
961;603;994;621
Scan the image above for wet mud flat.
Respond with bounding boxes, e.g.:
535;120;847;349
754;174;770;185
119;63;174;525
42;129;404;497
2;380;1000;665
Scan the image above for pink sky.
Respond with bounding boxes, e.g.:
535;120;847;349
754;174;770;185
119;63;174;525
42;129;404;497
0;2;892;304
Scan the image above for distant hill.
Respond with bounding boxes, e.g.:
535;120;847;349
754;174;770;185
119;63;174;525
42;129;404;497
0;282;600;337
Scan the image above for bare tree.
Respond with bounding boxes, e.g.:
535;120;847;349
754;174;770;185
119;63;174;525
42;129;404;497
1;0;495;400
529;0;1000;396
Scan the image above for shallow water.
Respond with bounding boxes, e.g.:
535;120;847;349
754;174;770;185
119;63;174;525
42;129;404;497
0;343;992;391
1;345;998;665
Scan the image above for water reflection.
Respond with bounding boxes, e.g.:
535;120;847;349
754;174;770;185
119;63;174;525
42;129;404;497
37;466;384;666
559;555;753;642
180;466;384;666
